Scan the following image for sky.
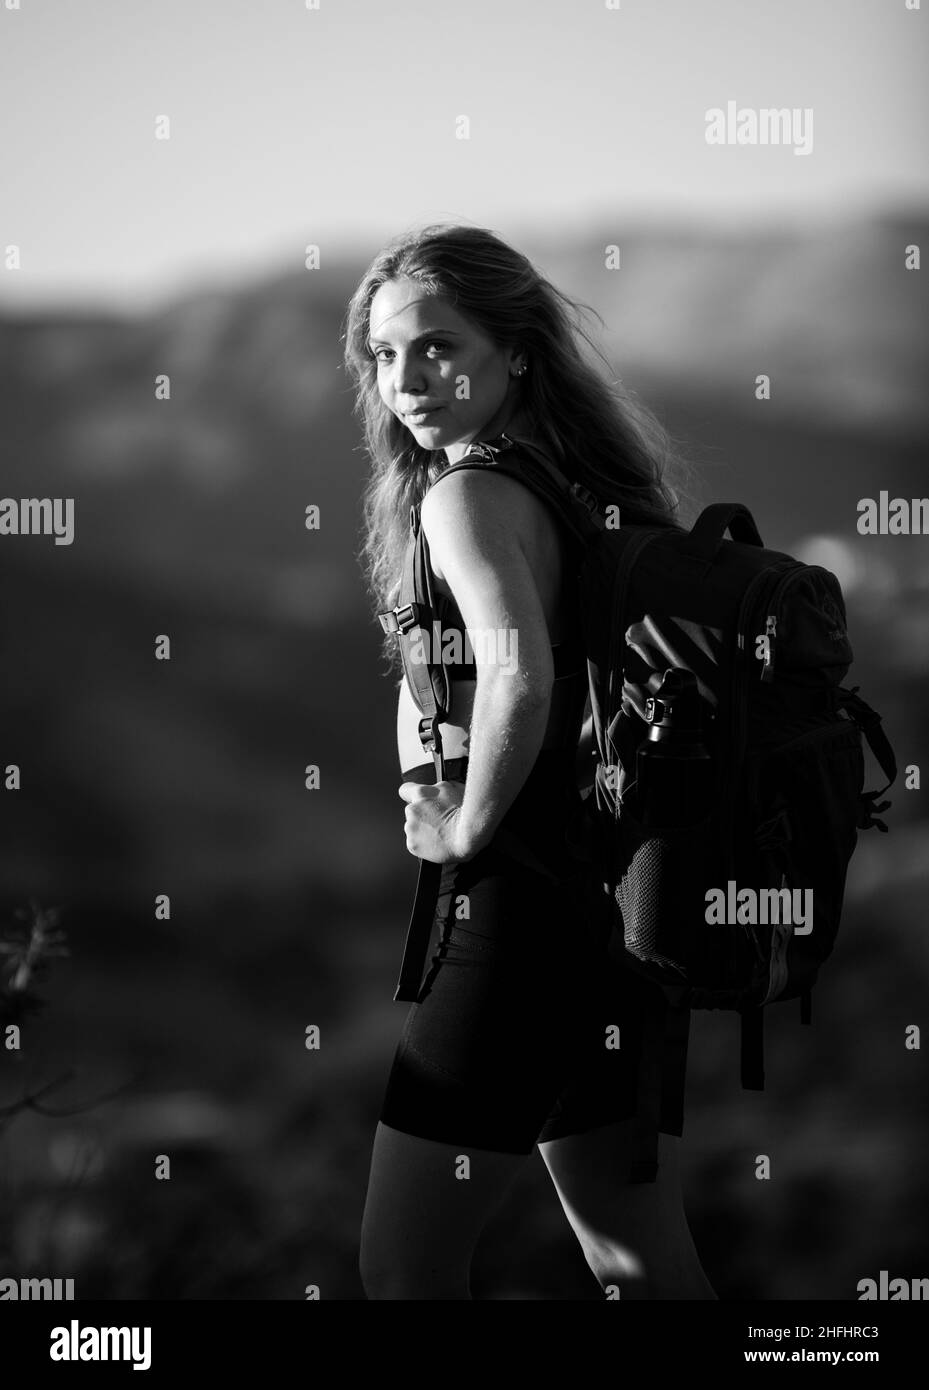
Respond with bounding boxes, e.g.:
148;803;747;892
0;0;926;312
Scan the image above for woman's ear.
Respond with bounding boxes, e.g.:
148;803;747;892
510;351;528;378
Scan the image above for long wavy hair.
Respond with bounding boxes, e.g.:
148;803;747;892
342;223;695;677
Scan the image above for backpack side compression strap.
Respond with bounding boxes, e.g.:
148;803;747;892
628;998;692;1184
740;1006;765;1090
836;686;897;831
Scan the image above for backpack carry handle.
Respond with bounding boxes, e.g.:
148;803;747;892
684;503;764;563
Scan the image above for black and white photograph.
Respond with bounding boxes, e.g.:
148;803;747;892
0;0;927;1360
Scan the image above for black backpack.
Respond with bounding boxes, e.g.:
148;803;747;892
378;432;897;1171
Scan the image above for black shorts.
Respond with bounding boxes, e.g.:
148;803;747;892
379;749;690;1154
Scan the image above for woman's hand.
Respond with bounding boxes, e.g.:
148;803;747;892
398;779;476;864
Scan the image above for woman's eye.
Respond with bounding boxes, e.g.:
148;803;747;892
372;340;448;363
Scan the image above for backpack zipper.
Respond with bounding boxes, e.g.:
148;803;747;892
758;564;809;683
718;563;783;990
727;562;795;873
726;561;804;989
761;564;837;684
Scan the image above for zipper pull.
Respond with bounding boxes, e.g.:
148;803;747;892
760;615;776;682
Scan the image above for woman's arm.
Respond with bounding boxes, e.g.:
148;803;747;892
419;469;558;858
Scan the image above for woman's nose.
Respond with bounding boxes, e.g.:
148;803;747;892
394;354;427;393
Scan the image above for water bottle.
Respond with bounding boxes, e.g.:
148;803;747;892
635;668;713;830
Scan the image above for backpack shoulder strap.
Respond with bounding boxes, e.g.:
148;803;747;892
425;433;606;549
385;510;451;751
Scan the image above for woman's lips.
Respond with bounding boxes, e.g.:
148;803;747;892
405;407;444;423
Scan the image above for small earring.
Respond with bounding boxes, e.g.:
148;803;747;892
514;362;527;377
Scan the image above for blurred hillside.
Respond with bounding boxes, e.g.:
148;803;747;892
0;212;927;1300
1;210;927;910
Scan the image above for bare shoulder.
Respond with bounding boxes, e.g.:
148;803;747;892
420;465;559;582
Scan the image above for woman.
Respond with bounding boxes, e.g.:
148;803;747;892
344;223;716;1301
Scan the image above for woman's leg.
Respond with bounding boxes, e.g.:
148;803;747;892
360;1122;528;1299
362;753;609;1300
538;1118;717;1300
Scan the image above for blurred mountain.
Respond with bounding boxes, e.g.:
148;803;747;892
532;209;929;438
1;208;926;598
0;212;926;912
1;215;927;1302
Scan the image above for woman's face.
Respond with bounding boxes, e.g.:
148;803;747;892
367;276;523;463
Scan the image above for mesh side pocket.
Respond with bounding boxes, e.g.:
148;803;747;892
616;836;685;974
613;813;716;986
